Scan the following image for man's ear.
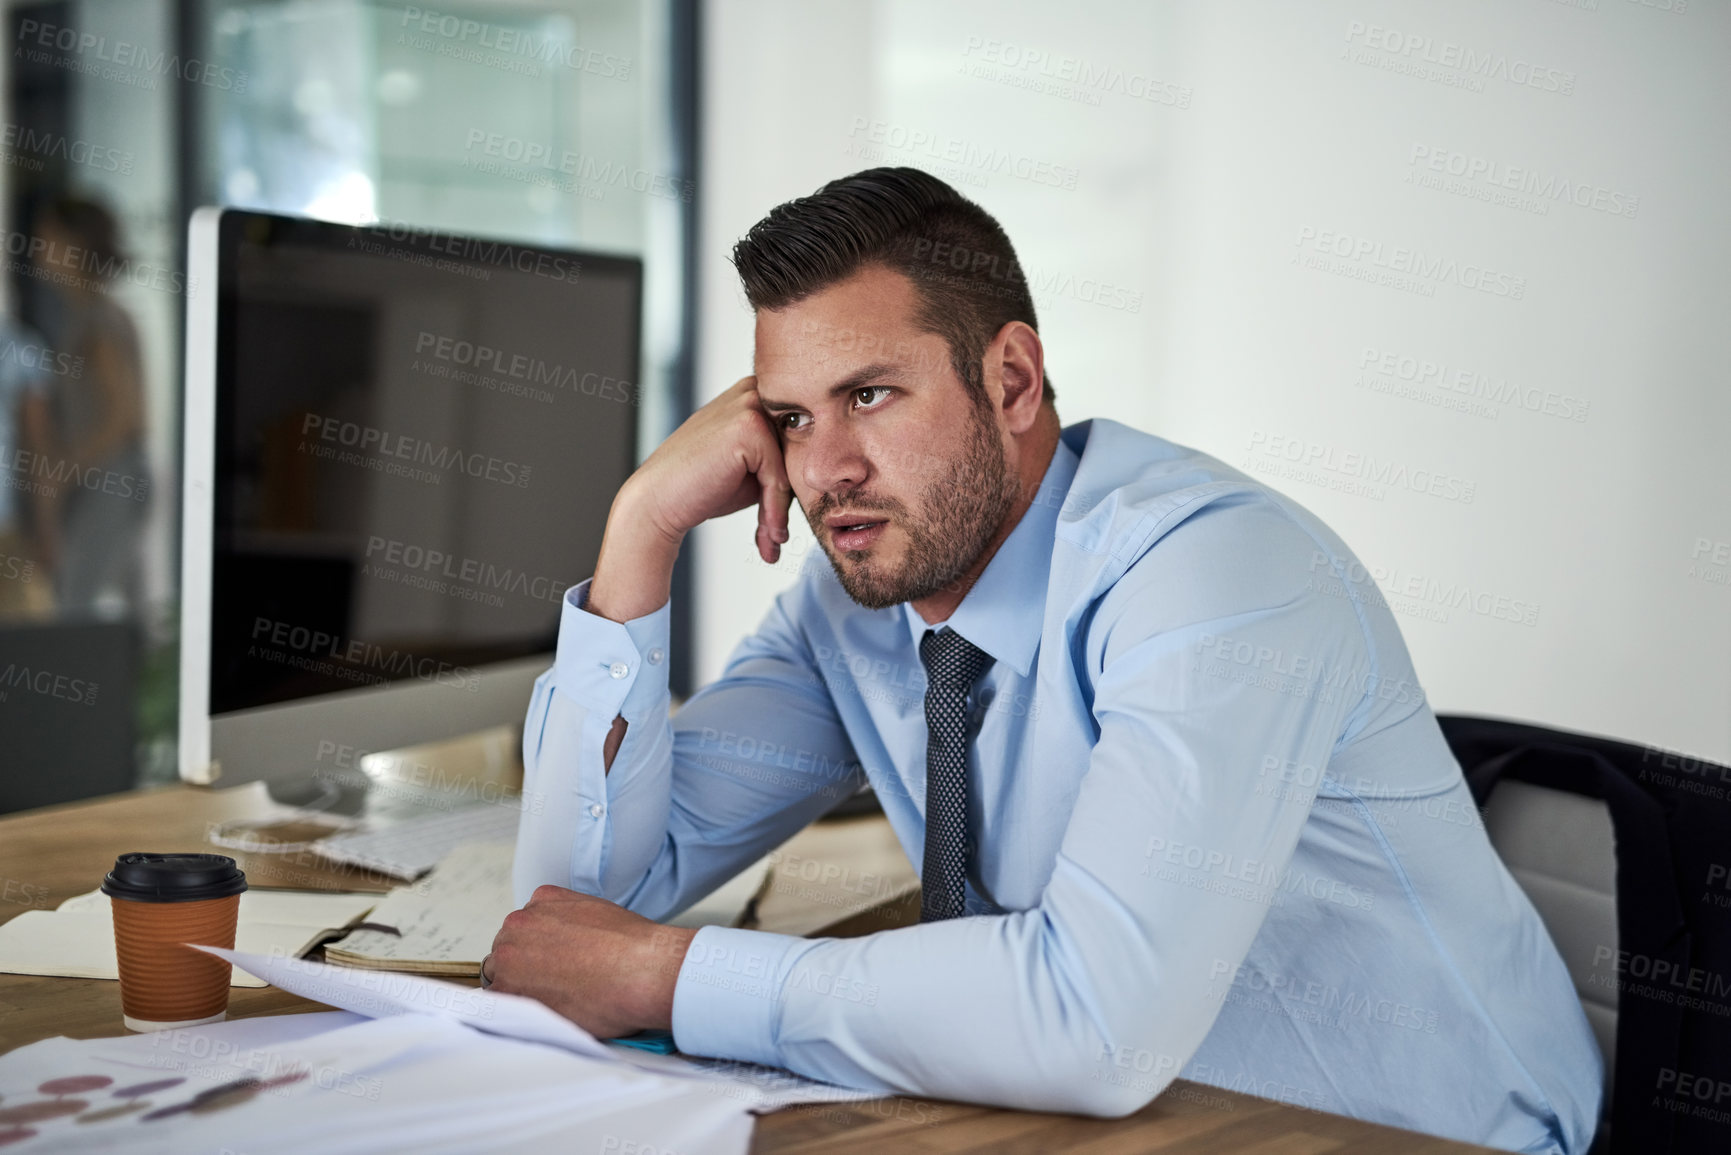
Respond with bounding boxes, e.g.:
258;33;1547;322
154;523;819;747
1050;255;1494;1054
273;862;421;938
990;321;1046;435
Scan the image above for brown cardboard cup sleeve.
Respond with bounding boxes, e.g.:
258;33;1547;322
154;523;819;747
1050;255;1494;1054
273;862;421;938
102;852;246;1032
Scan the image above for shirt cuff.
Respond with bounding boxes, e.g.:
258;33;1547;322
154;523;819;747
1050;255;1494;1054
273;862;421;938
671;925;811;1069
553;577;671;724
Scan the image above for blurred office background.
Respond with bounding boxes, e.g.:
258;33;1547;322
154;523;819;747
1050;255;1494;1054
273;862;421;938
0;0;1726;811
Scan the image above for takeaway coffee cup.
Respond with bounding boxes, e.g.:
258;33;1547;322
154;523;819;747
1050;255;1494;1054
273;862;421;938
101;852;247;1032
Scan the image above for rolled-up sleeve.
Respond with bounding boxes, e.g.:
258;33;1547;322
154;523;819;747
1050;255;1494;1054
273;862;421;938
514;575;867;920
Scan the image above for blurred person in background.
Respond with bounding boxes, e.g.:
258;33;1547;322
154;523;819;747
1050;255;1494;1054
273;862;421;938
0;306;55;619
26;195;150;618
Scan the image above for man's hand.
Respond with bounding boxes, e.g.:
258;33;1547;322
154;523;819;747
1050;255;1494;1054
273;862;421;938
628;374;794;564
483;885;698;1039
588;376;791;624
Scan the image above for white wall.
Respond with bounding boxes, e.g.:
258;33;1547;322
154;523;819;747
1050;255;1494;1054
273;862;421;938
697;0;1731;764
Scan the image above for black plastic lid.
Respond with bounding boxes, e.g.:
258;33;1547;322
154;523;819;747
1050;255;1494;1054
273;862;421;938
101;853;248;903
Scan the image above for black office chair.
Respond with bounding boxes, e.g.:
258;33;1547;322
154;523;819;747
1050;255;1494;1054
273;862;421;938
1439;715;1731;1155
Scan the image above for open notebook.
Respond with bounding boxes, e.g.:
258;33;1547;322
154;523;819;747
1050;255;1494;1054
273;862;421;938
0;888;380;987
320;816;918;975
324;842;518;976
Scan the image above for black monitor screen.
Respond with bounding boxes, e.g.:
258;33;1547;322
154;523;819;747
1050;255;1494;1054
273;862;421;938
211;212;639;715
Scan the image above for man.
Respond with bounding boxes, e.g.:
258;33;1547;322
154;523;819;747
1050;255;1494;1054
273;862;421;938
489;167;1601;1153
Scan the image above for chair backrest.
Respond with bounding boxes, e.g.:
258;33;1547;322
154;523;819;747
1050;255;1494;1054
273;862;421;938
1480;779;1618;1107
1439;713;1731;1155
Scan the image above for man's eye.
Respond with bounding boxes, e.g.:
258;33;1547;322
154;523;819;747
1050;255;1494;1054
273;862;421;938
780;412;809;432
853;385;891;409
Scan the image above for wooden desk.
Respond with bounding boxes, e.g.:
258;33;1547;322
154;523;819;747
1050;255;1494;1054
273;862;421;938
0;786;1493;1153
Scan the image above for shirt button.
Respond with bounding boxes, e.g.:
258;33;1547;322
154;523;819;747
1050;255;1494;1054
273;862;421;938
648;648;664;665
608;662;629;679
588;803;605;818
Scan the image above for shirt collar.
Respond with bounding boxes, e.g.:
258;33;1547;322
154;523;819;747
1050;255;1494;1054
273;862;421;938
903;436;1079;678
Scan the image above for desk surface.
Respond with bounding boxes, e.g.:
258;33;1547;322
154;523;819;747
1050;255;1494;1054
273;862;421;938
0;785;1494;1154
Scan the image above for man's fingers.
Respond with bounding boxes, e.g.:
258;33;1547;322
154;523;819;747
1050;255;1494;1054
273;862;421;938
756;469;792;564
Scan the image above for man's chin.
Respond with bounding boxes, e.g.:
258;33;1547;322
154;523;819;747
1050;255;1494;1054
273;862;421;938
824;551;912;610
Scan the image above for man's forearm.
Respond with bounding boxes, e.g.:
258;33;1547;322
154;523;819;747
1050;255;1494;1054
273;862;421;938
587;480;684;624
586;481;683;773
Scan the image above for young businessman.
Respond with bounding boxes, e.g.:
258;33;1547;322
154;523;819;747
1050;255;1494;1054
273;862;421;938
487;168;1601;1152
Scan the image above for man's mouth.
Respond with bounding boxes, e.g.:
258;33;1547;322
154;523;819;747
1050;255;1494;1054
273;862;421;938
826;516;889;550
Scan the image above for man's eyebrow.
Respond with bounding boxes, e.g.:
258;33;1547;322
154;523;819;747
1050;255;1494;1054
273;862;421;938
758;363;898;413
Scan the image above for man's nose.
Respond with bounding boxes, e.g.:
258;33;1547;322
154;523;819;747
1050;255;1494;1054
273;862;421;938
801;422;871;496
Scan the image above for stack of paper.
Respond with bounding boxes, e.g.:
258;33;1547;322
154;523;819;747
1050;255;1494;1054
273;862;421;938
0;888;380;987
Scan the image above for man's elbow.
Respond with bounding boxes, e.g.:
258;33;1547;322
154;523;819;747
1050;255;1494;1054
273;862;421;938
1021;1037;1179;1118
1047;1071;1165;1119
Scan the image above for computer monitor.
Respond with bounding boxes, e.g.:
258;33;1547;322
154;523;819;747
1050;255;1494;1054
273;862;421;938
180;208;640;793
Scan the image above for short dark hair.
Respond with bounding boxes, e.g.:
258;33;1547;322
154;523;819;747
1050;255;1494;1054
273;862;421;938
732;167;1054;408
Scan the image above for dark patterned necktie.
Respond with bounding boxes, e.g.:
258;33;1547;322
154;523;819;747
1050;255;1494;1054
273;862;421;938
918;627;995;923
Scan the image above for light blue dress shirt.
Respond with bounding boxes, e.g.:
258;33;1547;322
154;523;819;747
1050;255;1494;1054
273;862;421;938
514;418;1602;1154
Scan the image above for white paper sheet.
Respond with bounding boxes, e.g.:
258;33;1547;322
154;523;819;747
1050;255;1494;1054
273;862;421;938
196;945;617;1059
203;946;888;1112
0;1011;753;1154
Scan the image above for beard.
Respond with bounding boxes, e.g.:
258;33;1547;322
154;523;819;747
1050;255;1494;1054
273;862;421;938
804;400;1022;610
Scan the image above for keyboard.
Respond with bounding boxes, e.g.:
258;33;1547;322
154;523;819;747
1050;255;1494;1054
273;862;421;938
311;803;521;879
